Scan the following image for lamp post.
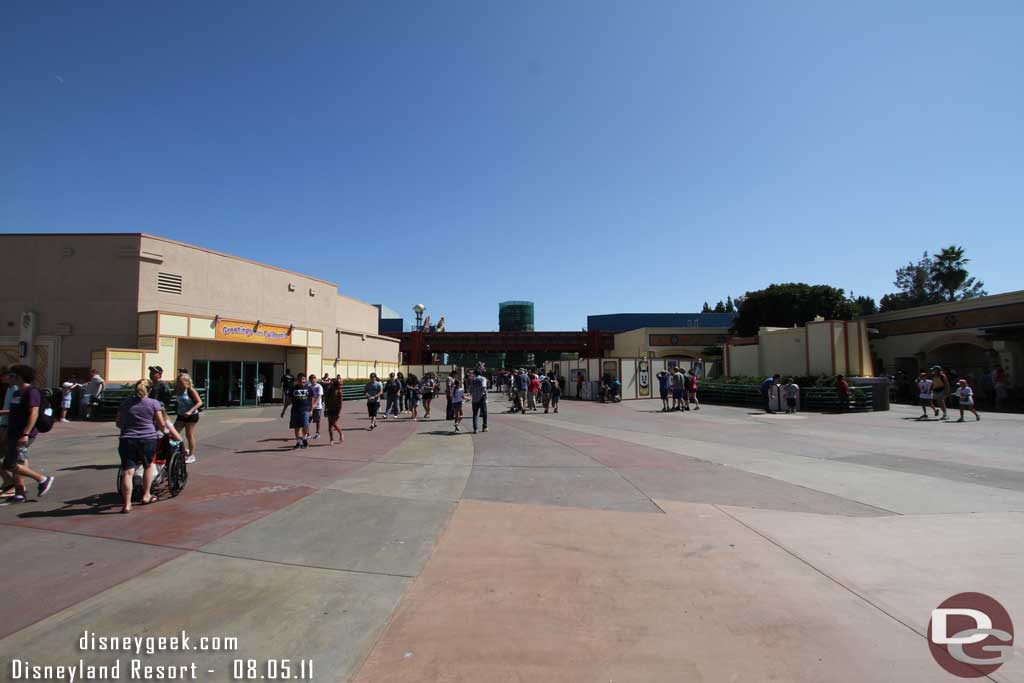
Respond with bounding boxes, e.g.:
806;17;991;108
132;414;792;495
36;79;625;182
411;304;427;364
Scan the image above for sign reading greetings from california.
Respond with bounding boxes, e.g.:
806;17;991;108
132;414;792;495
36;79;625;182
215;318;292;345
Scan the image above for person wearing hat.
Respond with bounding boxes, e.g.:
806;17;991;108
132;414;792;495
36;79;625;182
59;378;81;422
147;366;173;412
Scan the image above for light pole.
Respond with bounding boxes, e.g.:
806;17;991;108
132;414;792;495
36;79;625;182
413;303;425;332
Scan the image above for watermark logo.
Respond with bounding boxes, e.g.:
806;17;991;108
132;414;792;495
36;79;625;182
928;593;1013;677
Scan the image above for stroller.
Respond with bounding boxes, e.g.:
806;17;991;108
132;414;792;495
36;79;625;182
115;435;189;502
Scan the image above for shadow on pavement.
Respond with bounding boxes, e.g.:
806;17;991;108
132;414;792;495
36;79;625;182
17;492;124;518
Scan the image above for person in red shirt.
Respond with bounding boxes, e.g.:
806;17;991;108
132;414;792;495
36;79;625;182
836;374;850;411
528;372;541;411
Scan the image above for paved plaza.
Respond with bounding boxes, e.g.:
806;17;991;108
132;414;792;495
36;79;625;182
1;394;1023;682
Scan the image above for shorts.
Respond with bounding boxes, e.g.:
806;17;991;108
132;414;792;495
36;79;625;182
660;388;669;400
118;437;157;470
451;402;463;410
409;395;420;407
4;437;34;470
422;392;434;400
311;408;322;422
62;395;73;409
325;409;341;420
933;390;947;400
176;412;200;424
289;410;311;430
672;388;684;400
367;400;380;417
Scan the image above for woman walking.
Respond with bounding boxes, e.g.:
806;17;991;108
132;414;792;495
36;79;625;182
117;379;180;513
325;378;344;444
173;373;203;464
406;374;421;421
421;372;437;419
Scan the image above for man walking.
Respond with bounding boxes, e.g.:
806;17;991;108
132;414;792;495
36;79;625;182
1;365;55;504
384;372;401;418
308;375;324;438
657;369;671;411
469;370;488;433
282;374;311;449
365;373;383;430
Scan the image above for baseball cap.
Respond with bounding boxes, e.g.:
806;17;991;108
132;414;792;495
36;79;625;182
148;366;164;374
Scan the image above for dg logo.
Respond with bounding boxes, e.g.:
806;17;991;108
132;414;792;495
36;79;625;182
929;592;1013;677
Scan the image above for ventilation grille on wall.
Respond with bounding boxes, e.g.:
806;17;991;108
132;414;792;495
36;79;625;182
157;272;183;295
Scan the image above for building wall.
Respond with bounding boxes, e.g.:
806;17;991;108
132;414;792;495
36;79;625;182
725;320;870;379
865;290;1024;387
757;327;807;377
609;327;729;359
136;235;396;364
0;234;142;371
727;344;759;376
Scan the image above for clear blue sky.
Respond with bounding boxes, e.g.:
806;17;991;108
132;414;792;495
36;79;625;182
3;1;1022;331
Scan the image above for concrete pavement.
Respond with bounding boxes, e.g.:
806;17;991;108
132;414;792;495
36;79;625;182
1;393;1022;682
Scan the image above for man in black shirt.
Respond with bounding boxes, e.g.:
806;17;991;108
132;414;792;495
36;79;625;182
279;368;294;416
148;366;172;410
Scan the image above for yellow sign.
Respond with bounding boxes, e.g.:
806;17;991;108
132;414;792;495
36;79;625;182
215;319;292;345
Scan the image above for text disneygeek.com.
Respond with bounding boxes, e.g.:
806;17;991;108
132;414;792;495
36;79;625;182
7;630;314;681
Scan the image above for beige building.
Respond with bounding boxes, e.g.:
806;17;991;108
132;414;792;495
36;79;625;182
0;233;400;404
724;319;872;379
607;327;730;361
864;290;1024;389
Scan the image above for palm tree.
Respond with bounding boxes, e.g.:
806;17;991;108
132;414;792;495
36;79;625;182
931;246;986;302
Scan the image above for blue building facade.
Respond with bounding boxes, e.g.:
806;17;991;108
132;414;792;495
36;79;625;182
587;312;735;332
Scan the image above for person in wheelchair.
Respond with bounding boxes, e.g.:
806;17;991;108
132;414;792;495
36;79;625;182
116;378;182;513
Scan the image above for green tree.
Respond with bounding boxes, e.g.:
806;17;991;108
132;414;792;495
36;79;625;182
879;247;986;312
701;302;711;313
713;300;727;313
731;283;856;337
725;296;735;313
851;294;877;316
931;245;987;302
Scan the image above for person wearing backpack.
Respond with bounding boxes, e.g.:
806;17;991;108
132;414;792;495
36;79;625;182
1;365;55;505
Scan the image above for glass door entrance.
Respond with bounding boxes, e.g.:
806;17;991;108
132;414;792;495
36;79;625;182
194;359;279;407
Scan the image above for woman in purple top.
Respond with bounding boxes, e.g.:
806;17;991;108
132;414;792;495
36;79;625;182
116;379;180;513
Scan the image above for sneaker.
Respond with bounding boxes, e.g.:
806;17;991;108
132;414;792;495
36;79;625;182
956;418;965;423
38;476;54;497
482;426;488;432
184;455;196;464
301;438;309;449
473;429;478;434
293;441;302;450
455;425;461;432
4;494;27;505
313;433;321;439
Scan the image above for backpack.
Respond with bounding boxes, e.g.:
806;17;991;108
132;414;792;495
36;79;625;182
35;389;55;433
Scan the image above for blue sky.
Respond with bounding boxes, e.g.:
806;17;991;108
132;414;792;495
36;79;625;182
3;1;1022;331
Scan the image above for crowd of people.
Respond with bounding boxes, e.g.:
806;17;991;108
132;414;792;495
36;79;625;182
498;368;562;414
3;356;1001;510
655;367;701;412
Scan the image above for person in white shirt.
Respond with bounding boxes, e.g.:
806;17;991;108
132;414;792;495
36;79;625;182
82;369;105;420
450;380;465;433
308;378;324;439
916;372;933;420
955;379;980;422
783;379;800;414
